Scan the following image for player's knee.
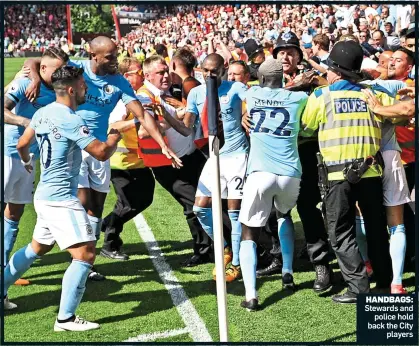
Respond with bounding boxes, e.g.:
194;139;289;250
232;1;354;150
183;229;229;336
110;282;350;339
5;203;25;221
195;197;211;208
241;224;260;242
30;239;53;256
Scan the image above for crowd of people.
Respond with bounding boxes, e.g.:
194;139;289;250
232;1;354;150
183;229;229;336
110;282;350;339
3;3;416;333
3;4;69;56
116;4;414;69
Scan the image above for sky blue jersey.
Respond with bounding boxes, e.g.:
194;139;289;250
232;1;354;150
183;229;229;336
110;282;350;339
69;60;137;141
186;80;249;156
5;77;56;159
244;86;308;178
30;102;96;201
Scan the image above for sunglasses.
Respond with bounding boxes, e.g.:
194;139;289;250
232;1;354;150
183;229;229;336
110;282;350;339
125;69;143;76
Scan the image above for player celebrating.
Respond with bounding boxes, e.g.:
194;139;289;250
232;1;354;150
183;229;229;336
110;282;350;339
239;59;308;311
185;53;249;282
3;48;68;285
25;36;181;280
4;66;121;331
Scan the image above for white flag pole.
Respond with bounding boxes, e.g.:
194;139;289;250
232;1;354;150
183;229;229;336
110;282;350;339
207;74;228;342
208;135;229;342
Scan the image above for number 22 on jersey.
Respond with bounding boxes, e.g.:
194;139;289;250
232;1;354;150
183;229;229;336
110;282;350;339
249;107;291;136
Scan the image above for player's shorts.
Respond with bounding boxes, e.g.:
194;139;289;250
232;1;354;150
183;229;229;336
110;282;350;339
239;172;301;227
382;150;411;207
196;153;247;200
78;150;111;193
33;199;96;250
2;156;36;204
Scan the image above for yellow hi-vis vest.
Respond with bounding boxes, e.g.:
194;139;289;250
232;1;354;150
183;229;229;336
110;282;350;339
301;84;393;180
109;112;145;170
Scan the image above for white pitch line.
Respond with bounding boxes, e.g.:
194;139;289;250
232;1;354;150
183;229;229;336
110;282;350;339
124;328;189;342
132;213;213;342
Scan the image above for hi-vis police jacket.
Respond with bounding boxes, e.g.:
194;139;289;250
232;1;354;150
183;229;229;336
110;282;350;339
300;80;394;181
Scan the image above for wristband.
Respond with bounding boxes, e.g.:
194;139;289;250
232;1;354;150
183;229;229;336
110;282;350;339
21;153;34;166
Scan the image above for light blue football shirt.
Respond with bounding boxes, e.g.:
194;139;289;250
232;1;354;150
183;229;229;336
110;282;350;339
362;79;406;152
5;78;56;159
244;86;308;178
186;80;249;156
30;102;96;201
69;60;137;141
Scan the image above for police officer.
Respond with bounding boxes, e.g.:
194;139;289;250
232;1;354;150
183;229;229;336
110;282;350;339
301;41;392;303
244;39;265;84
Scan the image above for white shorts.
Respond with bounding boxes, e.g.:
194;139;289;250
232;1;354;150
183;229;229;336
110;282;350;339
78;150;111;193
196;153;247;200
33;200;96;250
2;156;36;204
382;150;411;207
239;172;300;227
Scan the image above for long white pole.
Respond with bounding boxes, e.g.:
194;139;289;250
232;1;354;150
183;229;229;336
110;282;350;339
208;134;229;342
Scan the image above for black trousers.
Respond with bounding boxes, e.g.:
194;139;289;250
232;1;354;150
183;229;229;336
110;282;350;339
296;141;330;265
325;177;392;294
103;167;155;251
152;150;213;258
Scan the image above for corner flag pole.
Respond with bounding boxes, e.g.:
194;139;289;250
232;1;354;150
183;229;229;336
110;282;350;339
206;75;228;342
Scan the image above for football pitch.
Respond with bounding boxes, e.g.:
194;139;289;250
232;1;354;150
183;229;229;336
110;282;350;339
3;58;415;343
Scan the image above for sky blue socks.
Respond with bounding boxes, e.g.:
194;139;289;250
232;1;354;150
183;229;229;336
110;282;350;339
58;259;92;320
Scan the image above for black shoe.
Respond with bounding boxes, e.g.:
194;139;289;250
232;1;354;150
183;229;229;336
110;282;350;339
100;248;129;261
240;298;260;312
88;267;106;281
313;264;333;293
181;255;209;267
256;257;282;278
282;273;296;291
332;291;357;304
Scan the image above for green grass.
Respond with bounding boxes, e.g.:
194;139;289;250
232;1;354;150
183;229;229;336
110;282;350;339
3;58;415;343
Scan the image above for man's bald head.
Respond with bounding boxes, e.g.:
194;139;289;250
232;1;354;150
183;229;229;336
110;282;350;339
202;53;226;87
203;53;225;70
89;36;119;75
89;36;117;54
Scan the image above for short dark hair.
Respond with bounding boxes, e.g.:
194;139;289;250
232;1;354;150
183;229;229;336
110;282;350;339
42;47;69;63
155;43;168;56
51;66;84;91
173;48;197;74
396;47;416;65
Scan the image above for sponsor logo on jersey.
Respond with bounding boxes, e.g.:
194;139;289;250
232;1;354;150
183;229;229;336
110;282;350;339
79;126;90;137
334;98;368;114
86;224;93;235
104;84;114;95
220;95;230;104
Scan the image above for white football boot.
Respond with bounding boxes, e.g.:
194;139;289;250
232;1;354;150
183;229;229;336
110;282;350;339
4;296;17;310
54;316;100;332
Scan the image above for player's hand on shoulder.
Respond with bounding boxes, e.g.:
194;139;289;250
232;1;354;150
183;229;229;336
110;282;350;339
15;66;31;80
25;78;41;103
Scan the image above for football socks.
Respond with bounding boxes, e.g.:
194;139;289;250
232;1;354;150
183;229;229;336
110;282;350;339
228;210;242;267
389;224;406;285
4;217;19;266
58;259;92;320
278;217;294;275
240;240;257;301
3;243;40;297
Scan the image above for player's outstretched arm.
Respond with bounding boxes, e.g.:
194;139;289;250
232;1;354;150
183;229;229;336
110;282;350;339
362;89;415;118
23;58;42;102
4;97;30;128
83;129;122;162
156;104;192;137
126;100;183;168
17;126;36;173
